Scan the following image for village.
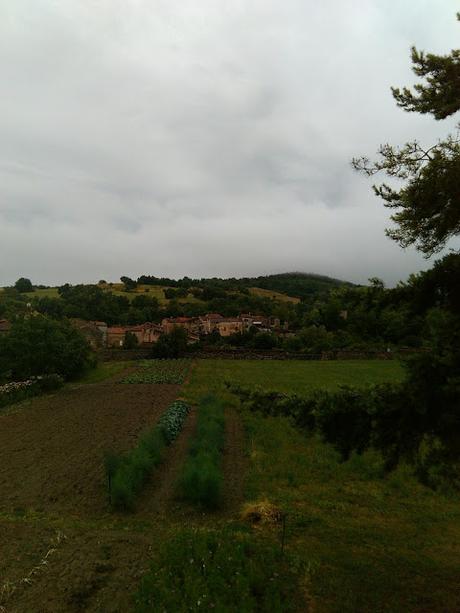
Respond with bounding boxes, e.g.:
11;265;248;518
75;313;287;349
0;313;288;350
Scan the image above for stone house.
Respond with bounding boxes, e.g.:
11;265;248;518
70;319;106;349
199;313;224;335
214;317;244;337
161;317;200;335
106;323;162;348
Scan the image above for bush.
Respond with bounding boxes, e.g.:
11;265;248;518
230;380;458;485
0;374;64;409
177;395;225;509
107;400;190;510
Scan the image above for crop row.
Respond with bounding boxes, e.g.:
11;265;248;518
177;395;225;509
106;400;190;510
121;359;191;385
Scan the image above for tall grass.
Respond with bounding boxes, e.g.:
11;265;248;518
135;527;303;612
106;400;190;511
177;395;225;509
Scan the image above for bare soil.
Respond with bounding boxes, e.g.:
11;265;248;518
222;407;247;513
0;372;248;612
0;382;180;517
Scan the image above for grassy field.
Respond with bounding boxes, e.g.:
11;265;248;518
76;360;133;384
249;286;301;303
2;358;458;611
182;359;460;612
184;358;405;403
23;287;60;299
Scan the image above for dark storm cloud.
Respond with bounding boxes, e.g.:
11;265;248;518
0;0;458;286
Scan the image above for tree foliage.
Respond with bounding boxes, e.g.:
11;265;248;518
352;13;460;255
14;277;33;293
0;316;95;380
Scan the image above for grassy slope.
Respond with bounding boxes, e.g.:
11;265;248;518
183;359;460;612
248;286;301;303
5;279;309;307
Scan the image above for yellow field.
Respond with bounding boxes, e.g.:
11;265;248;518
249;286;300;303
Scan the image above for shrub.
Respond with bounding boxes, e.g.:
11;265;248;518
177;395;225;509
0;374;64;409
231;376;460;489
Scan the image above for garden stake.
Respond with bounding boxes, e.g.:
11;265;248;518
281;512;287;556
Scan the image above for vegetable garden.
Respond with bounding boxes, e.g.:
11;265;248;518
106;400;191;510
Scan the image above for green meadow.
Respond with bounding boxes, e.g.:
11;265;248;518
184;358;405;403
180;358;460;612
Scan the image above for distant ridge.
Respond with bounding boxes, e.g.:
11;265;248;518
238;272;353;300
136;271;353;301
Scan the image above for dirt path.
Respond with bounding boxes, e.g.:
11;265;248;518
222;408;247;514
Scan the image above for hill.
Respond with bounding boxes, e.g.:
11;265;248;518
237;272;353;300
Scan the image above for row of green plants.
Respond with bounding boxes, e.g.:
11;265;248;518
177;395;226;509
0;374;64;409
121;359;191;385
228;370;459;491
105;400;190;510
135;526;302;612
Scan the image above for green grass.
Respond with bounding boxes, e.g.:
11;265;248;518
181;359;460;612
23;287;60;299
184;359;404;404
135;526;303;612
177;395;225;509
242;412;460;612
121;359;191;384
76;361;133;384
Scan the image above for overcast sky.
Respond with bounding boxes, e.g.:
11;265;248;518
1;1;459;287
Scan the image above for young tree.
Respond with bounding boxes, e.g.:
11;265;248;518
14;277;33;293
352;13;460;256
120;276;137;291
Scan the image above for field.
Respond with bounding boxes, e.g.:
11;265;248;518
184;358;405;402
248;286;301;303
0;359;458;612
3;282;302;307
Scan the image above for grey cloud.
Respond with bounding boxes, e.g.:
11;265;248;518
0;0;459;287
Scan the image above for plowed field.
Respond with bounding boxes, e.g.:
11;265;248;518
0;381;180;517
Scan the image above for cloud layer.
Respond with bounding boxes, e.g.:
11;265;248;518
1;0;458;286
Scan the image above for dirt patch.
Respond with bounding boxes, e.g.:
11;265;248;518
1;520;159;613
222;408;247;513
0;382;180;517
